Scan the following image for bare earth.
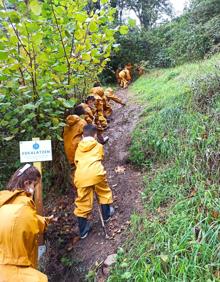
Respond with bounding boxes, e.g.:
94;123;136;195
44;88;144;282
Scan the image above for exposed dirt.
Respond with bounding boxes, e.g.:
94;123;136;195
44;88;144;282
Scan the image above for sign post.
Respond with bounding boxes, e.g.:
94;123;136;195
19;138;52;265
32;137;43;245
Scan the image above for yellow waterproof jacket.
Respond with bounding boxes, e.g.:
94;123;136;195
80;103;95;124
89;89;107;128
74;137;106;188
105;88;124;105
119;68;131;81
0;264;47;282
0;190;47;268
91;87;112;117
90;86;105;97
63;115;87;165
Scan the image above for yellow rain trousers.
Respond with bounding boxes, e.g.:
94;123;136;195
0;190;48;282
74;137;113;218
105;88;125;106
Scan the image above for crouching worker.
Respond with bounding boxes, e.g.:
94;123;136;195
74;124;114;239
81;96;109;145
0;164;53;282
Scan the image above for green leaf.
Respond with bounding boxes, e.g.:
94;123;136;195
29;0;42;16
128;18;136;27
121;272;132;279
9;11;20;23
63;100;75;108
89;21;98;32
0;51;8;60
119;25;129;35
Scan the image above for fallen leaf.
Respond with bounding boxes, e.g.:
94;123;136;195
211;210;219;219
189;188;197;197
114;166;126;174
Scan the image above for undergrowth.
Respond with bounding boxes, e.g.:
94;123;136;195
108;54;220;281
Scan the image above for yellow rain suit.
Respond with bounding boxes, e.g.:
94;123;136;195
105;88;125;106
0;190;48;282
118;69;131;89
74;137;113;218
90;87;108;127
80;103;95;125
63;115;87;165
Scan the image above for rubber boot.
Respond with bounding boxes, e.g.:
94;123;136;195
101;204;115;222
77;217;91;239
97;133;109;145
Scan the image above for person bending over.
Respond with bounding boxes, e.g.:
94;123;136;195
0;164;54;282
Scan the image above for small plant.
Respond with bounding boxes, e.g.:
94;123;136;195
61;256;74;268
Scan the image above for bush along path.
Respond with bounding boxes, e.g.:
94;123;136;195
44;88;144;281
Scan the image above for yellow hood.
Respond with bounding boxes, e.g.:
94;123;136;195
66;115;81;126
77;137;97;152
91;87;104;97
0;190;24;207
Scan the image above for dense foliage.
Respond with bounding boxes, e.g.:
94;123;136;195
0;0;126;187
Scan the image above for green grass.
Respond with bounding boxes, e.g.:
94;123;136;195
108;54;220;281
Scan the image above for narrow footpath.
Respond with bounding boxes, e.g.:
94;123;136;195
45;88;144;281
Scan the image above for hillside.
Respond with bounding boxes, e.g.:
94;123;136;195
108;54;220;281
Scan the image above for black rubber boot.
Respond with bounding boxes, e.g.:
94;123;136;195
97;134;109;145
101;204;115;222
77;217;91;239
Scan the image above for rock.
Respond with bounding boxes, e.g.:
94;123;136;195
104;254;117;267
102;266;110;276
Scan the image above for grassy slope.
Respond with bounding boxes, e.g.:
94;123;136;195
108;54;220;282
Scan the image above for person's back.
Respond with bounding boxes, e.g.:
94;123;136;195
63;108;87;165
74;136;105;188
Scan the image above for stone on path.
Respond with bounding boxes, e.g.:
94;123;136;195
104;254;117;267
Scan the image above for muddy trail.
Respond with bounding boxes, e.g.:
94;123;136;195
44;88;144;282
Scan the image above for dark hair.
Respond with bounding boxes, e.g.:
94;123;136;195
73;105;86;116
93;82;101;87
85;96;96;103
7;165;41;191
83;124;97;137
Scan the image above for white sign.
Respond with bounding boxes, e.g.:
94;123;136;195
20;140;52;163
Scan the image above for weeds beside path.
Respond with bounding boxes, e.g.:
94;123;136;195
44;88;144;281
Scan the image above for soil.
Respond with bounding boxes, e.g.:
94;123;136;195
44;88;144;282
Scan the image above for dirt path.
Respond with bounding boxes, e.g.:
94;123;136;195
45;88;144;281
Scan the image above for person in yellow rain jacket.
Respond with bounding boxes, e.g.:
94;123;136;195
0;164;53;282
80;96;109;145
118;64;132;89
74;124;114;239
105;87;126;106
91;82;113;118
90;83;108;128
63;105;87;166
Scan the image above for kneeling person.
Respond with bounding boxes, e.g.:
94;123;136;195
74;124;114;239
